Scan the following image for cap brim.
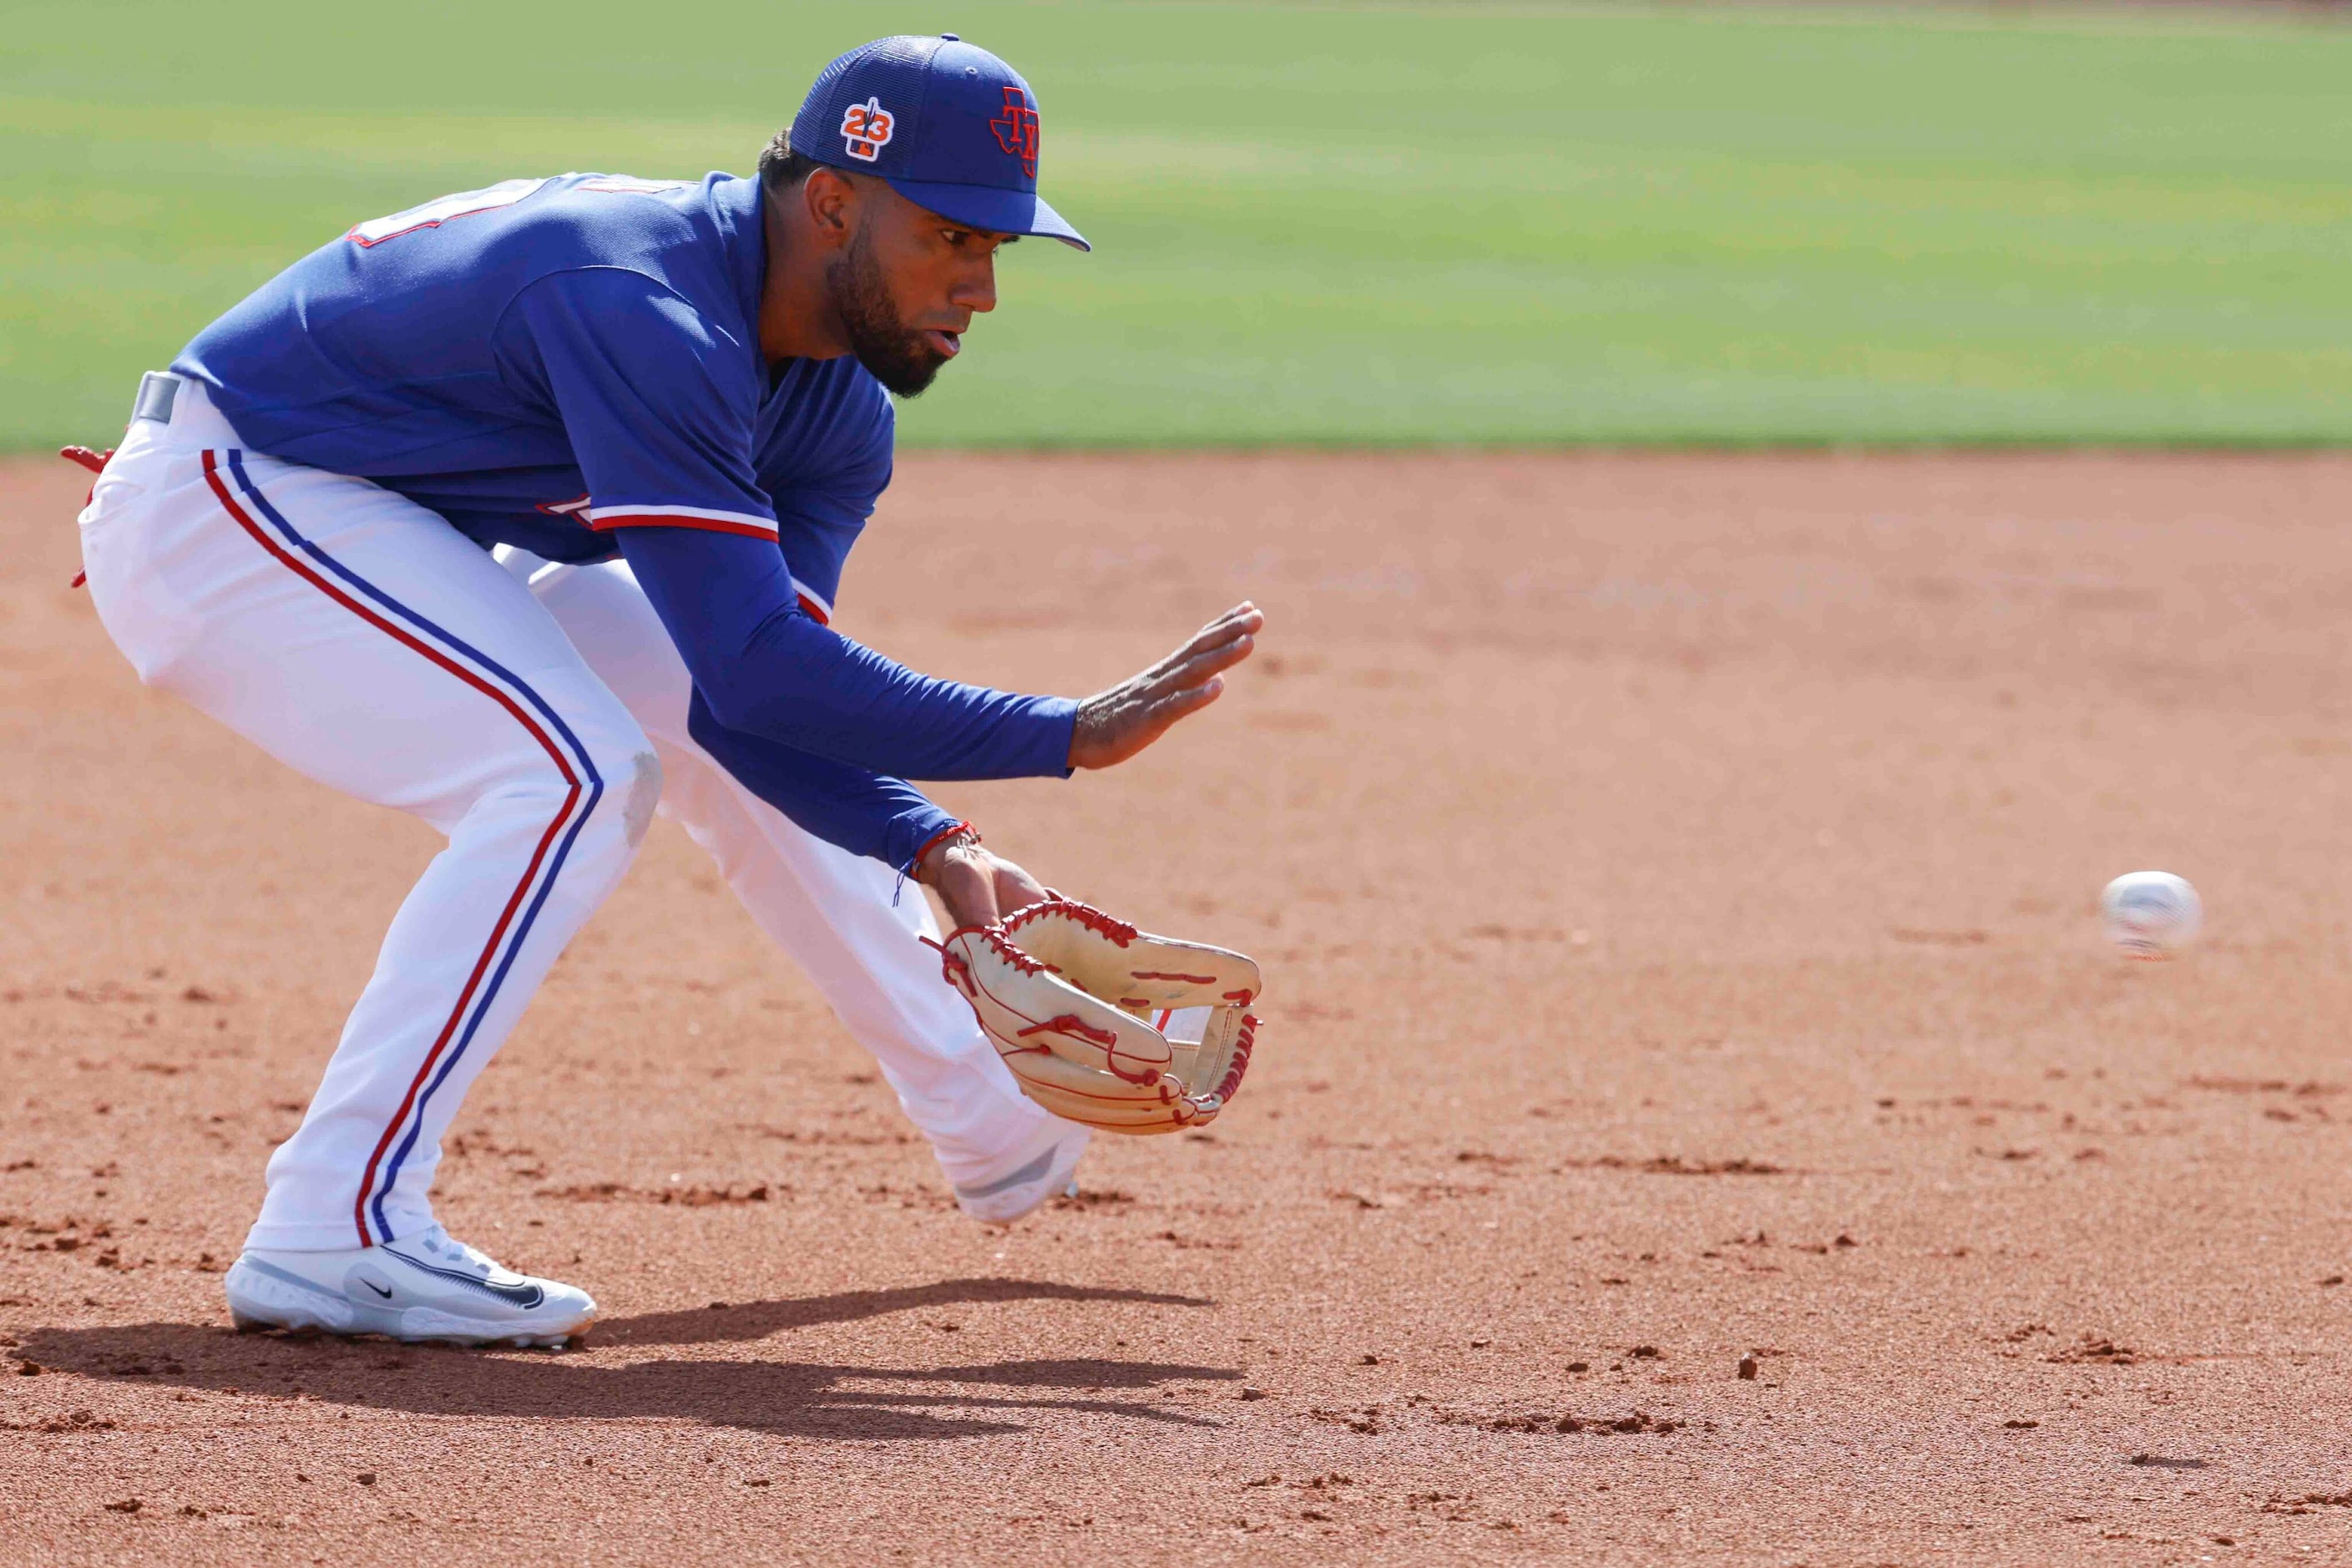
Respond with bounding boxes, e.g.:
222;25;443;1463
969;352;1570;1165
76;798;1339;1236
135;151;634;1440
882;177;1090;251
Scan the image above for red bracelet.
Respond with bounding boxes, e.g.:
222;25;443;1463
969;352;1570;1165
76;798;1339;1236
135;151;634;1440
909;819;980;874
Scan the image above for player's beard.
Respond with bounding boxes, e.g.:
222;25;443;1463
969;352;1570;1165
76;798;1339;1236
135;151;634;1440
827;226;946;398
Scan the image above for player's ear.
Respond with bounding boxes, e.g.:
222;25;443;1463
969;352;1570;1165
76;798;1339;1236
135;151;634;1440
802;165;860;248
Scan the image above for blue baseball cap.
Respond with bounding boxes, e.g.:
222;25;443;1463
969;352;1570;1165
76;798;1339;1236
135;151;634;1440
789;34;1089;252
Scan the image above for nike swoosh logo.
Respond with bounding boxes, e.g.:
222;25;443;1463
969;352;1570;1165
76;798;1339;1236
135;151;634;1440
361;1280;393;1299
382;1247;544;1309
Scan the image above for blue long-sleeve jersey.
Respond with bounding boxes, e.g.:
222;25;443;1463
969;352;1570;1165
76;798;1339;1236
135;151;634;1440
171;171;1072;865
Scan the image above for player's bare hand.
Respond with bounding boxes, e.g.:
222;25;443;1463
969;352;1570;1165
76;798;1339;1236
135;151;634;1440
915;828;1048;931
1069;602;1262;771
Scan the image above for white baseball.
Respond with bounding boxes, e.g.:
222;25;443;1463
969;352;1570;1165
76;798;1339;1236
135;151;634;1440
2101;871;2201;958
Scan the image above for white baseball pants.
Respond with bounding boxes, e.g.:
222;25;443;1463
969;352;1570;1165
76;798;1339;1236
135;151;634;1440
76;377;1065;1252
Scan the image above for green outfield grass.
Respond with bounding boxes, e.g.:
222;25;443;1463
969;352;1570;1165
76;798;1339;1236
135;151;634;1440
3;0;2350;447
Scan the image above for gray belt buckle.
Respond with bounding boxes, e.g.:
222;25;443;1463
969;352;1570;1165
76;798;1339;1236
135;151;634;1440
131;371;181;425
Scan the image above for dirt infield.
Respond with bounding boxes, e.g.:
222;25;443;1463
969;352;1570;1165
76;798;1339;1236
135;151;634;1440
7;448;2352;1564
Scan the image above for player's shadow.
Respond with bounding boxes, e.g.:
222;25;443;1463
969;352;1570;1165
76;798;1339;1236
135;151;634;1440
18;1276;1237;1440
595;1275;1209;1348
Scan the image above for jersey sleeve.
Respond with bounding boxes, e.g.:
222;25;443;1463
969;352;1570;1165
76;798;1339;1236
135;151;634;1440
503;268;1077;786
493;267;777;539
615;526;1078;782
761;361;896;619
683;693;959;871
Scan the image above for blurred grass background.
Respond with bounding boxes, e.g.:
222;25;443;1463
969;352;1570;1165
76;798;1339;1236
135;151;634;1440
3;0;2349;448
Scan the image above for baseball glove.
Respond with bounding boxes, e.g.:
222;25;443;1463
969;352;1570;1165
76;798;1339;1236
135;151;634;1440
928;898;1261;1134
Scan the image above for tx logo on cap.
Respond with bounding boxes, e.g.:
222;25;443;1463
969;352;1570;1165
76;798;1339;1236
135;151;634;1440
989;87;1039;178
839;97;894;162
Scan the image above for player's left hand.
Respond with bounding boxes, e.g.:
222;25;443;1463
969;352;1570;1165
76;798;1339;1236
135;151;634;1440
915;827;1048;931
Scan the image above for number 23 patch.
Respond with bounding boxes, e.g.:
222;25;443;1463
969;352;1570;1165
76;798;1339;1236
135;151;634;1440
839;97;893;163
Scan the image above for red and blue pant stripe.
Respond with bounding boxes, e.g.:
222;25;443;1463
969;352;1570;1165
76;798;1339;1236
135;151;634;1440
202;449;604;1247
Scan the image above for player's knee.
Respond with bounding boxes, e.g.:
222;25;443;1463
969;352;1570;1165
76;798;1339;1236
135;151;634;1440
618;749;662;848
505;714;658;871
570;726;660;854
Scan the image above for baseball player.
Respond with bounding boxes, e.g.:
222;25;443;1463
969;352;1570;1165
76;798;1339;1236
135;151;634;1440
67;35;1261;1347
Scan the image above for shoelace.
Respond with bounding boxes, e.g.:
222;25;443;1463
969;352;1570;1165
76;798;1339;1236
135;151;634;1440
412;1226;498;1278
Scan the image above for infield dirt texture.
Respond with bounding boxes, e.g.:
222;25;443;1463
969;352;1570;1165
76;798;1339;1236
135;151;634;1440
8;448;2352;1561
12;0;2352;1562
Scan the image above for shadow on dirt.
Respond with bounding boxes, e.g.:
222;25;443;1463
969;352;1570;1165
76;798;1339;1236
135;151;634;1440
595;1275;1210;1348
14;1276;1235;1439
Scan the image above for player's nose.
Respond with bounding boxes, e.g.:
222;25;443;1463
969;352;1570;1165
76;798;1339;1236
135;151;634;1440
952;255;998;314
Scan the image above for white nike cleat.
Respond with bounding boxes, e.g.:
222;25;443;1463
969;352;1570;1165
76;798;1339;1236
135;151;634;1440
224;1224;594;1348
953;1121;1090;1225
